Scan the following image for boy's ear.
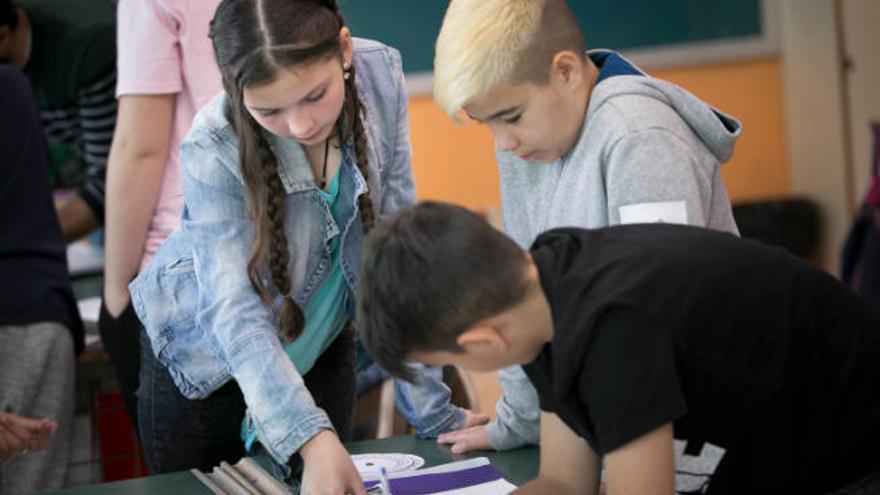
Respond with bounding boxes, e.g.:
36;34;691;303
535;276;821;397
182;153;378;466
456;324;508;352
550;50;586;88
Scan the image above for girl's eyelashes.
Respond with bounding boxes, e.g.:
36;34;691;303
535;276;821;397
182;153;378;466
305;89;326;103
503;113;522;124
252;88;326;116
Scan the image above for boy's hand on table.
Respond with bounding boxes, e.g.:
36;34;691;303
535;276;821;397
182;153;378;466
437;411;493;454
463;410;490;429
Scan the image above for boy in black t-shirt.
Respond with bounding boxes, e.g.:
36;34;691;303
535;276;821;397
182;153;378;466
357;201;880;495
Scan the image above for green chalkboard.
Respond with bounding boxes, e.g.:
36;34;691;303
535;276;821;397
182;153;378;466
340;0;764;74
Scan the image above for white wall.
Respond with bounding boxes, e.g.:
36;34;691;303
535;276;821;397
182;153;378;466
779;0;850;272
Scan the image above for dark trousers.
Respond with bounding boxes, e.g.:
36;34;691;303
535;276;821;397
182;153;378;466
97;300;142;431
137;326;356;474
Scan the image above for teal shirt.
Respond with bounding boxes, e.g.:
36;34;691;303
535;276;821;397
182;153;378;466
244;166;350;450
284;168;350;374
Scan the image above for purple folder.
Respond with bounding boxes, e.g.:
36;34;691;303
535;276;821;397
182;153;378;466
363;464;505;494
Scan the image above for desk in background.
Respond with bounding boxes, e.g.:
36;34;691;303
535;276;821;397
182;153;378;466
41;436;539;494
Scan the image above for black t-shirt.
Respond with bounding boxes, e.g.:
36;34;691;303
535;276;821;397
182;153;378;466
523;225;880;494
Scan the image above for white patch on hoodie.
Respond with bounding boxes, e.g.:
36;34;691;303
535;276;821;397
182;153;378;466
619;200;689;225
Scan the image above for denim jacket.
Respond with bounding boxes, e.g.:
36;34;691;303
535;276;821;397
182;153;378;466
129;38;462;465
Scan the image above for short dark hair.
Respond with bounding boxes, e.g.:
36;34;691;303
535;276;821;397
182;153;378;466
356;201;531;382
515;0;586;85
0;0;18;30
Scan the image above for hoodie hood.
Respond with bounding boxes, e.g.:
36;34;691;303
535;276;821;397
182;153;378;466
495;49;740;250
586;49;742;163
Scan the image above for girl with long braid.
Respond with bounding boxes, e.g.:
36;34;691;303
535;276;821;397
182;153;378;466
127;0;458;492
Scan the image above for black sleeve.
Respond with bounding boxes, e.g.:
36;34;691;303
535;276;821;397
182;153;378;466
521;361;557;413
579;307;688;455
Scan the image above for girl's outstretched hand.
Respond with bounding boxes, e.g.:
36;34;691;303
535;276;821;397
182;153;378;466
299;430;366;495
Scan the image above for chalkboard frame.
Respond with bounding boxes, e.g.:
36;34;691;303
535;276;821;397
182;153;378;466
385;0;780;97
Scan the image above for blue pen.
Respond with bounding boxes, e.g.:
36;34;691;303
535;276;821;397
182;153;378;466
378;467;392;495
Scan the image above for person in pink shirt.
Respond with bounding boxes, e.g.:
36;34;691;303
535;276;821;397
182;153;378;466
99;0;222;432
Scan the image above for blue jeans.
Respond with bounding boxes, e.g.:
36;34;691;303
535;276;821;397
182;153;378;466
137;326;356;474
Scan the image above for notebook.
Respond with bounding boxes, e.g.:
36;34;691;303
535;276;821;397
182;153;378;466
363;457;517;495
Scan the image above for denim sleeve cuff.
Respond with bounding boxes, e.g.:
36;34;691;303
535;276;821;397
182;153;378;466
413;404;467;439
392;367;467;438
228;333;336;465
259;411;335;466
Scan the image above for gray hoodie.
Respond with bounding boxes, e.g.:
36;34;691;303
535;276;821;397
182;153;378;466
486;50;741;450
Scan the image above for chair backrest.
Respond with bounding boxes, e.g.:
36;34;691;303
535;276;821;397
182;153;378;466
732;197;821;260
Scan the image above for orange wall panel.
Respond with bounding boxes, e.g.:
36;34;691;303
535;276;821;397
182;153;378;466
652;58;790;203
408;99;499;211
407;57;789;211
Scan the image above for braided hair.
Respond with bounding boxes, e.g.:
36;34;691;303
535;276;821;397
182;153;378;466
210;0;375;342
331;8;376;233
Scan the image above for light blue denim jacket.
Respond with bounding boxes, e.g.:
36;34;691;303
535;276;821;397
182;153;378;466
129;38;462;465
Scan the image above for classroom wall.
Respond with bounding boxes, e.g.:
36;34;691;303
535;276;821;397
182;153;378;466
408;99;500;214
779;0;850;272
406;57;790;215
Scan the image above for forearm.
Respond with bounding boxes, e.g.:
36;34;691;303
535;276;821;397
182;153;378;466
103;149;166;304
102;94;174;312
57;194;100;242
68;70;115;244
514;476;596;495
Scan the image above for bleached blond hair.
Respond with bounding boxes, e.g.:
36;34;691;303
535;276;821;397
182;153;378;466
433;0;585;120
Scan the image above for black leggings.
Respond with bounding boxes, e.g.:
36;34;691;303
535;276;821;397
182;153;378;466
137;325;357;474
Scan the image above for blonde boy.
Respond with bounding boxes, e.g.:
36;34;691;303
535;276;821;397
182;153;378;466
432;0;742;454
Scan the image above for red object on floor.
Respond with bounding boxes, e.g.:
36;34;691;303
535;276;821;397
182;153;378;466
92;390;149;481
